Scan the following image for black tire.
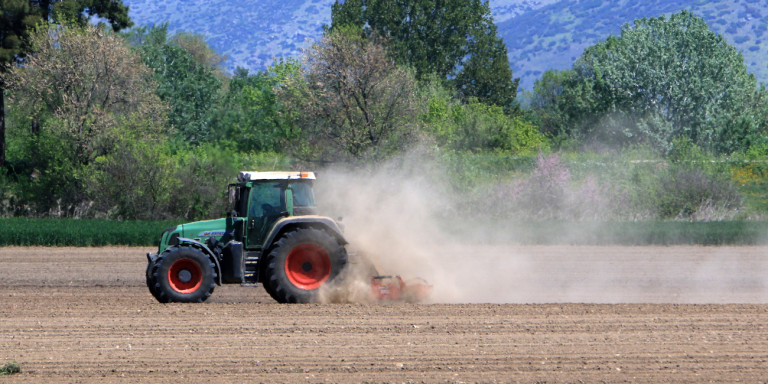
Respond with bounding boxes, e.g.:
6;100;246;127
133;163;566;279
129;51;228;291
261;263;278;299
145;257;161;300
264;228;347;303
151;246;217;303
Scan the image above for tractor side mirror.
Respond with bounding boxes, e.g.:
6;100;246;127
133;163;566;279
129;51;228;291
228;186;237;206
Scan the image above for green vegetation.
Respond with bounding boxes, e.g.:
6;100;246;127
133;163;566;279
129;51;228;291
329;0;519;113
444;149;764;223
0;362;20;376
279;28;422;163
0;0;133;168
1;217;765;246
531;11;766;154
0;218;181;246
453;220;768;245
0;6;767;237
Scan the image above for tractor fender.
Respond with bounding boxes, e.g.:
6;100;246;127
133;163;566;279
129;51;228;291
262;216;348;251
174;238;223;286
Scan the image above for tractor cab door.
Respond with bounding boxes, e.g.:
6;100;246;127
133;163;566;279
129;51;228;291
245;182;286;249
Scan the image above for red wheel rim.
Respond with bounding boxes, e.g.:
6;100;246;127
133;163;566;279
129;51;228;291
168;258;203;293
285;244;331;290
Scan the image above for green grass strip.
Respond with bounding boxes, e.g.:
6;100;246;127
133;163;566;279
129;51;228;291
0;218;182;247
454;220;768;245
2;218;768;246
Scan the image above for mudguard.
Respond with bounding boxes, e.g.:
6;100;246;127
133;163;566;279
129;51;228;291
262;215;348;250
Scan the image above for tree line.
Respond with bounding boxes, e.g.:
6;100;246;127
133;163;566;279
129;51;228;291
0;1;766;220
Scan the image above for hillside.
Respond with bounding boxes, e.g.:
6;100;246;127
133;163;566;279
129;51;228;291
123;0;768;90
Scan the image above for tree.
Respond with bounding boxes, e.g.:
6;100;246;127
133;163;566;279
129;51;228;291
453;17;519;114
127;24;222;145
533;11;762;154
0;0;41;167
279;29;421;163
171;31;226;72
329;0;518;113
33;0;131;30
5;23;164;165
0;0;131;167
529;69;597;145
2;23;164;215
420;77;547;154
211;61;299;153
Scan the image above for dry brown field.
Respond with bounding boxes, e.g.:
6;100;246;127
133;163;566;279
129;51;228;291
1;246;767;383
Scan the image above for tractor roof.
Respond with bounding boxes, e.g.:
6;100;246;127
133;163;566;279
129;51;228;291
238;171;316;182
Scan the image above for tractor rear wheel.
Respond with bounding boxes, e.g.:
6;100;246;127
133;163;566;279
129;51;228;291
264;228;347;303
151;246;217;303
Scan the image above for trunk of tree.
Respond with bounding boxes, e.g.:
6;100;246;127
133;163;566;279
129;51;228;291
40;0;51;22
1;87;5;167
32;117;39;135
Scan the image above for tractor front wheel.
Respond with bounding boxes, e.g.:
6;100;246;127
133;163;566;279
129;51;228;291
151;247;217;303
145;257;161;301
264;228;347;303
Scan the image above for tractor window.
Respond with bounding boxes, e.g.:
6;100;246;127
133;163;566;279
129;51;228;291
248;182;283;218
289;182;315;207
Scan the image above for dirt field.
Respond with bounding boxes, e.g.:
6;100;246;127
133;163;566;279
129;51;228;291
1;246;768;383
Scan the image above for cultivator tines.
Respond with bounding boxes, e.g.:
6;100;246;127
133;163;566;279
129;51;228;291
370;275;432;302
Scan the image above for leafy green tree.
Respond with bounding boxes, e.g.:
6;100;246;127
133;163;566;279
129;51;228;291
33;0;131;29
89;139;237;220
0;0;40;167
421;78;547;154
453;17;519;114
533;11;762;154
88;130;174;220
329;0;518;113
0;0;132;167
529;69;597;146
127;24;221;145
211;61;299;153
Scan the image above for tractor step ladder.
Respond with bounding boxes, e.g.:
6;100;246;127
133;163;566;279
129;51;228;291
243;254;260;284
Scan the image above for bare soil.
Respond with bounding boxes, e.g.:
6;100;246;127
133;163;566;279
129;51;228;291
1;246;767;383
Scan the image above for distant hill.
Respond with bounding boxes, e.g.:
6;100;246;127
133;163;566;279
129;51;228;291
123;0;768;91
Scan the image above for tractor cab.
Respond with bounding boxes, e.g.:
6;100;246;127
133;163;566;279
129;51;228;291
229;171;318;250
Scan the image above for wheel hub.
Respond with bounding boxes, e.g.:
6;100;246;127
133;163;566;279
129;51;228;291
177;269;192;283
285;244;331;290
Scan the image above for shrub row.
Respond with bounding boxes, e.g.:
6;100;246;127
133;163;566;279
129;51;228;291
2;218;767;247
0;218;181;247
453;220;768;246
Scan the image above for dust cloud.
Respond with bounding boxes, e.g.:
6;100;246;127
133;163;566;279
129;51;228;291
312;150;768;304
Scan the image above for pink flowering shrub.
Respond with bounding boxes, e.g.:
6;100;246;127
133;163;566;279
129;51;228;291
492;152;741;221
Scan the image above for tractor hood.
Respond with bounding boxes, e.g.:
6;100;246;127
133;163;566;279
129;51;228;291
179;218;228;242
158;218;228;254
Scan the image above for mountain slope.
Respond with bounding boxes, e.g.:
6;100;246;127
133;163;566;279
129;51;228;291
122;0;768;90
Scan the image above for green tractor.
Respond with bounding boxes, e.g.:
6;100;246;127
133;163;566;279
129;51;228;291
145;171;349;303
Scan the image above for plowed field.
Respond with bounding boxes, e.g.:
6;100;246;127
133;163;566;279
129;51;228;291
1;246;768;383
